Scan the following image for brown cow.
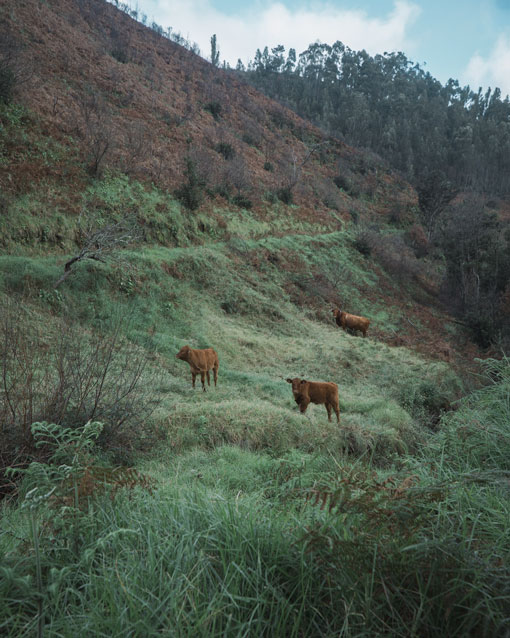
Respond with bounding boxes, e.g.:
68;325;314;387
176;345;219;391
286;377;340;423
332;308;370;338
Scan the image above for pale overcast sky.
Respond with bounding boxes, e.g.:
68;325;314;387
128;0;510;96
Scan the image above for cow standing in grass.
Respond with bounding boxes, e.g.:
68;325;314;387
332;308;370;338
176;345;219;391
286;377;340;423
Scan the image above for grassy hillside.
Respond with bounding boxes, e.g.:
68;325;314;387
0;194;461;457
2;0;509;635
1;100;485;637
0;135;494;635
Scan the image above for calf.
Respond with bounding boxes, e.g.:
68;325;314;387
286;377;340;423
332;308;370;338
176;345;219;391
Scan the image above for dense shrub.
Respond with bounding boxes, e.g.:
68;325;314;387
241;132;256;146
352;228;372;256
232;194;252;209
174;158;206;210
215;142;235;160
406;223;429;257
204;101;222;120
276;186;293;204
270;107;293;130
0;66;15;104
111;47;129;63
334;173;360;197
397;377;454;427
212;183;231;200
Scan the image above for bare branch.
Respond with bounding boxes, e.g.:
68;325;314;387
54;212;142;288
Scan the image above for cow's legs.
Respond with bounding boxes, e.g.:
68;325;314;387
191;372;196;389
325;403;332;422
213;366;218;387
299;398;310;415
206;370;211;386
201;371;206;391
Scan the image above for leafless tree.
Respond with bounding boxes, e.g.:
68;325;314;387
109;25;131;64
54;211;142;288
276;141;328;203
86;117;116;177
123;121;152;174
222;155;251;196
74;91;117;176
0;302;162;491
240;114;263;148
150;152;167;184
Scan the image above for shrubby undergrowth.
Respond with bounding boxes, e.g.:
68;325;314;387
0;300;162;497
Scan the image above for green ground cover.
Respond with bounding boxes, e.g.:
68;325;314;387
2;100;507;636
2;359;510;636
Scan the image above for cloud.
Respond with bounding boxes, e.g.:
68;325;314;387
148;0;421;66
464;36;510;96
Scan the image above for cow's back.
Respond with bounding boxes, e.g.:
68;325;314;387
190;347;218;370
203;348;219;368
308;381;338;403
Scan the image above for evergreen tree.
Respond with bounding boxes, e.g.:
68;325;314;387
210;34;220;67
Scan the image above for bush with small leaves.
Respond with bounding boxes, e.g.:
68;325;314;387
215;142;235;160
353;230;372;256
232;194;252;209
175;158;206;211
204;101;222;120
276;186;293;205
111;48;128;63
0;66;15;104
334;173;360;197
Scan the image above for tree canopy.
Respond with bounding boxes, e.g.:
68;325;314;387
243;41;510;195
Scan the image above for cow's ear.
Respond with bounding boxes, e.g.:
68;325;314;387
300;379;307;384
286;378;292;383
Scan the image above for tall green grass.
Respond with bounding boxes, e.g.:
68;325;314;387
3;371;510;638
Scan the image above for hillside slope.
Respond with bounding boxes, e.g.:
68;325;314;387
0;0;477;364
0;0;472;473
4;2;510;637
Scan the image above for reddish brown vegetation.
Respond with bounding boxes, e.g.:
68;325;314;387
332;308;370;338
0;0;415;223
176;345;219;391
286;377;340;423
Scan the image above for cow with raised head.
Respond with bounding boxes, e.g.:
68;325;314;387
176;345;219;391
332;308;370;338
286;377;340;423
